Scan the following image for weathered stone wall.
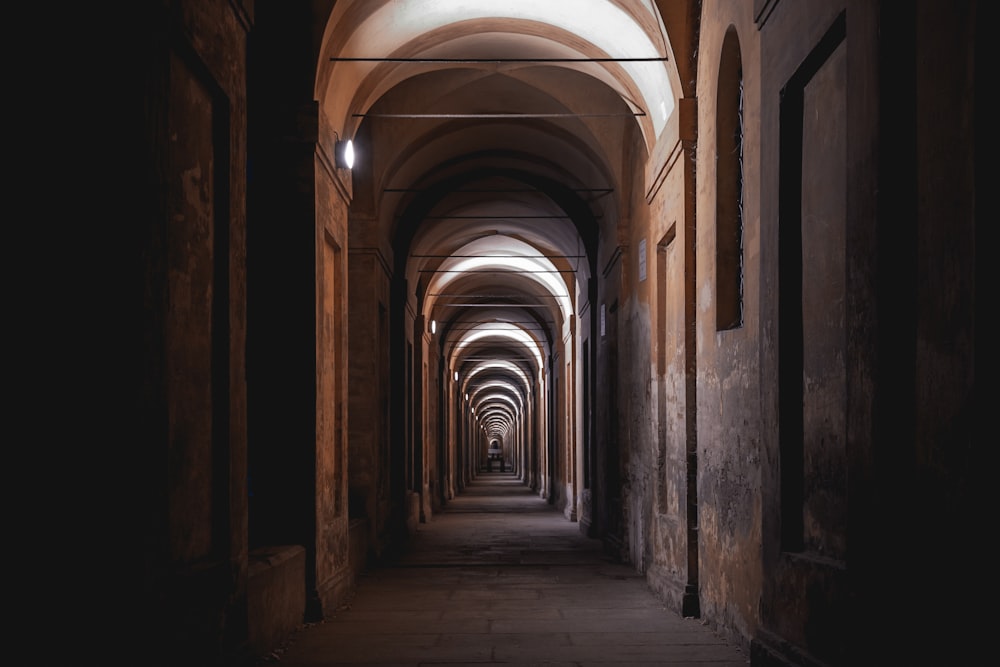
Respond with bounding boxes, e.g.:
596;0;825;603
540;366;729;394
248;546;307;657
755;1;857;663
347;248;392;555
643;99;698;613
594;234;622;552
619;119;656;573
314;112;353;611
694;0;763;652
424;331;442;516
140;0;252;662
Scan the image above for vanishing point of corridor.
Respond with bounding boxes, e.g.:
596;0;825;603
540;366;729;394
264;473;748;666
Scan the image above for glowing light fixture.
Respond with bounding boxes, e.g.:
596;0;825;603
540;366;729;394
335;137;355;169
430;319;437;334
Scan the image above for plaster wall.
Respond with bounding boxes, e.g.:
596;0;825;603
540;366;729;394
643;102;695;610
142;0;252;660
314;123;353;612
619;123;657;573
247;546;307;657
594;249;623;552
347;249;393;554
593;118;652;561
423;333;442;516
755;1;855;663
694;0;763;651
563;324;579;521
162;21;235;566
576;308;593;532
551;339;571;515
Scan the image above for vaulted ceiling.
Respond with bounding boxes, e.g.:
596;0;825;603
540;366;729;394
316;0;679;440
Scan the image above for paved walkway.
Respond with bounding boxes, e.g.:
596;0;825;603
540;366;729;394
265;472;749;666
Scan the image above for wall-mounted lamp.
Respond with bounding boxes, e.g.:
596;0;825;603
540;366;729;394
454;371;459;382
430;319;437;334
334;133;355;169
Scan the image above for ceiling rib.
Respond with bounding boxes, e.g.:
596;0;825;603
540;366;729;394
447;326;549;331
354;112;644;118
330;57;668;63
411;254;586;258
430;293;565;298
384;188;612;193
419;269;577;274
440;303;552;308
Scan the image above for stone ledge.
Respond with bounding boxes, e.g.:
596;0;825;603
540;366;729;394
248;545;306;658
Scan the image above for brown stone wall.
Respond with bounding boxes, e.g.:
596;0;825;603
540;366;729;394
799;40;848;561
314;133;352;610
644;100;697;611
425;332;442;516
141;0;252;662
347;248;393;554
694;0;763;652
552;338;570;515
619;118;656;571
594;245;622;550
247;545;307;656
756;1;856;663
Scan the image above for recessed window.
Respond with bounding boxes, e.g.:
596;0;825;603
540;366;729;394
716;27;744;331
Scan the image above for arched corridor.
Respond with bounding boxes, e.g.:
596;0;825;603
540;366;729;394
126;2;984;666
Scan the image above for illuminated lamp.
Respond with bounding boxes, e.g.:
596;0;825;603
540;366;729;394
334;136;355;169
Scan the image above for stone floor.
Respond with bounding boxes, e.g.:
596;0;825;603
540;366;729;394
263;472;750;666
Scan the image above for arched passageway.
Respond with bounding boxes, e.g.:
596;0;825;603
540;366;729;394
133;1;983;666
328;0;679;563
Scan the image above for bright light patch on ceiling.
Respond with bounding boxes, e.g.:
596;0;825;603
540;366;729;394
470;380;525;410
427;236;574;323
455;323;544;372
466;360;532;388
350;0;674;135
471;391;520;414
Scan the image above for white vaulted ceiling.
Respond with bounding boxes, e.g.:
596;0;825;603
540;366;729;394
316;1;679;434
318;0;675;144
